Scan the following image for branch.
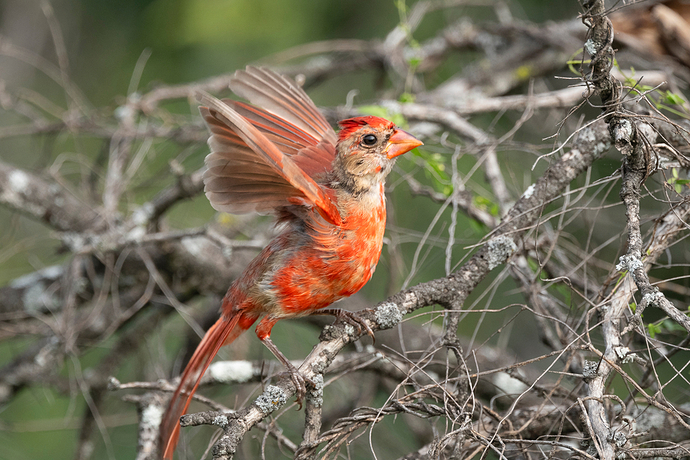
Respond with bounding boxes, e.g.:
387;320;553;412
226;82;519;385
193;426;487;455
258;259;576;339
0;160;103;232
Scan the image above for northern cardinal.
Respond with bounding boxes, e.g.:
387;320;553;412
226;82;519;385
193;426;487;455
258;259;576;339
159;66;422;459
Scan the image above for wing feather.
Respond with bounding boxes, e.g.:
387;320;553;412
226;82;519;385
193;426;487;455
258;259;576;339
198;92;341;225
230;66;338;145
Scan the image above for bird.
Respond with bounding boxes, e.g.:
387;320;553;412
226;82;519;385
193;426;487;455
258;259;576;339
159;66;422;459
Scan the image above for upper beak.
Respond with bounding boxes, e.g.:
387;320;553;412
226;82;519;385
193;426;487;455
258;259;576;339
385;129;423;159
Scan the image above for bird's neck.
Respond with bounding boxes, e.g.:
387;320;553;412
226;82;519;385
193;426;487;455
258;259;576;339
332;160;393;198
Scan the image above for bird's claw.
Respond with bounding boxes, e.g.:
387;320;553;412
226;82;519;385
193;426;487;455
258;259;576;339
280;362;313;409
261;336;314;408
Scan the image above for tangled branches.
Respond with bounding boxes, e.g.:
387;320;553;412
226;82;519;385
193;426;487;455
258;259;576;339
1;1;690;459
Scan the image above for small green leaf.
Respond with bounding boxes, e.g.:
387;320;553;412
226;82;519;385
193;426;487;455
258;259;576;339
647;322;662;338
399;92;416;103
410;150;451;195
667;168;689;193
473;195;500;217
407;57;421;69
664;91;686;106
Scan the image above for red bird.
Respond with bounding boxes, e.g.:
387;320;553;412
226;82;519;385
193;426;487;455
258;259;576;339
159;67;422;459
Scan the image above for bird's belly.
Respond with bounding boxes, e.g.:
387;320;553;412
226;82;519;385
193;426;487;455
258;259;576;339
269;222;384;317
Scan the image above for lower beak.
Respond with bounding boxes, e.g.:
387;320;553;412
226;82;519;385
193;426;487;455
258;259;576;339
385;129;423;159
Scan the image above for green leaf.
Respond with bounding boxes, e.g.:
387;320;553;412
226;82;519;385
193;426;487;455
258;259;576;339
473;195;499;217
664;90;686;106
647;322;662;338
667;168;689;193
407;57;421;69
411;150;450;194
399;92;416;103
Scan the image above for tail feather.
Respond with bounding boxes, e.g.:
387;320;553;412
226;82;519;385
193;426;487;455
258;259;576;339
160;314;250;459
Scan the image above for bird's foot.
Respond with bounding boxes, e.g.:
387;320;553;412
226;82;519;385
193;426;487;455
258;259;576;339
317;308;376;343
278;360;313;409
261;336;313;408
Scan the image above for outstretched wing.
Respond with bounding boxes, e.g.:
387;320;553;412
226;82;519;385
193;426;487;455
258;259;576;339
231;66;338;146
199;91;342;225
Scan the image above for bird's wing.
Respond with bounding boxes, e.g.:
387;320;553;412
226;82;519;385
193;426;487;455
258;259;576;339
230;66;338;146
228;99;336;178
199;92;342;225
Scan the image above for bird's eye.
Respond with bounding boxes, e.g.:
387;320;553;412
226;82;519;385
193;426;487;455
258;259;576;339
362;134;377;146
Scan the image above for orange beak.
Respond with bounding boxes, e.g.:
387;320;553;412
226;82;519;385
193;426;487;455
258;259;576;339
384;129;423;159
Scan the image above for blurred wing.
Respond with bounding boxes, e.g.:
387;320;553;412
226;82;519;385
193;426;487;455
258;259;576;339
199;92;342;225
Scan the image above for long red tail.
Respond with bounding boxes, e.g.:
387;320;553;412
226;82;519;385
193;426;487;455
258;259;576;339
160;313;252;459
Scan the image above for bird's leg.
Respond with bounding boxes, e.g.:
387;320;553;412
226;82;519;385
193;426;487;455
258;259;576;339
256;316;311;407
260;337;310;406
315;308;375;342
